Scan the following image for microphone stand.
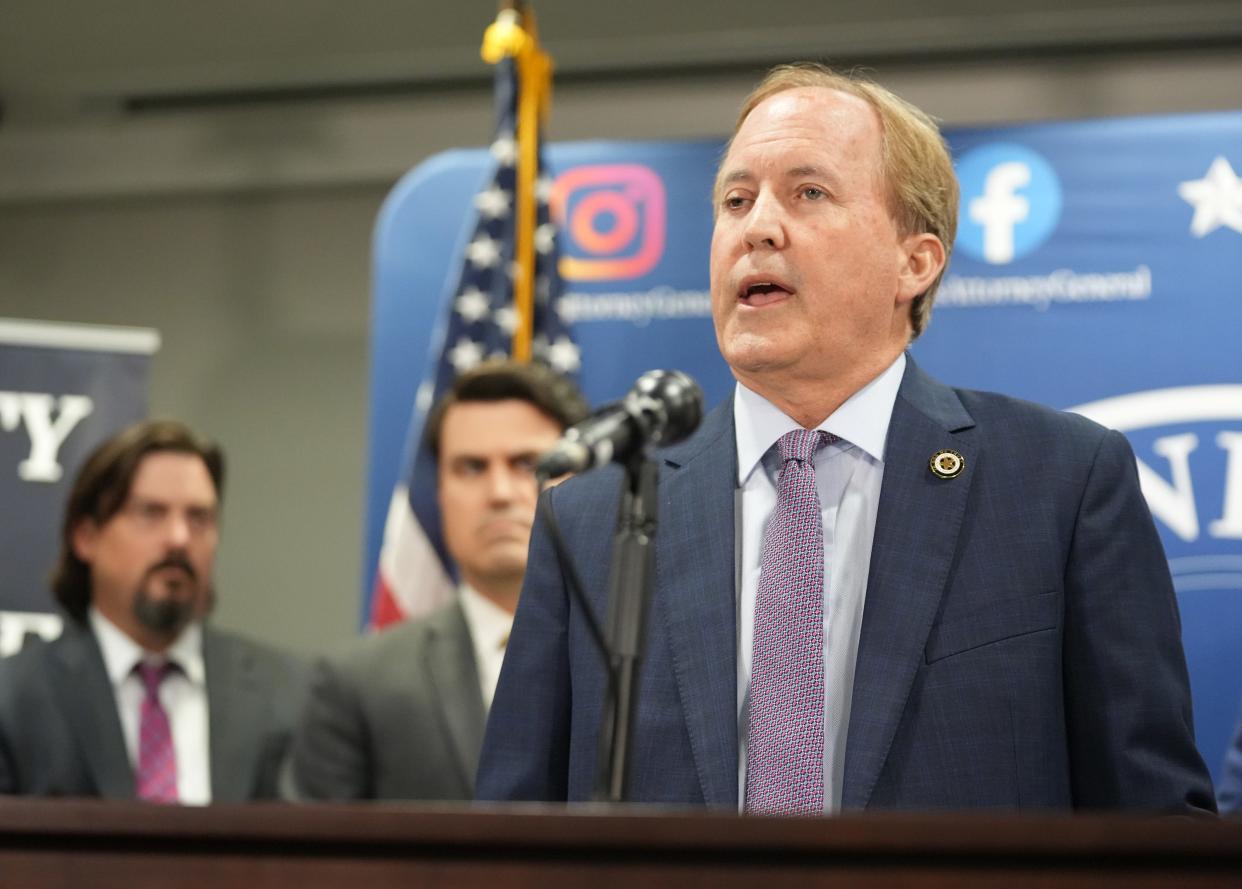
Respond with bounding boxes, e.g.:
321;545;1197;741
593;451;659;803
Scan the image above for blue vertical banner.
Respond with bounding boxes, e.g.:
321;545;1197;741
369;110;1242;783
0;318;159;654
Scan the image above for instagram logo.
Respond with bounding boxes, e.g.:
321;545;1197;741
551;164;666;281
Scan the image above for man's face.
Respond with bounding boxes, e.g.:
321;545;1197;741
437;399;562;597
710;87;935;393
73;451;219;644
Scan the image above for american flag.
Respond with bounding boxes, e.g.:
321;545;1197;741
369;42;579;629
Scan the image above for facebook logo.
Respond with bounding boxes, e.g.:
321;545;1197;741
956;144;1063;264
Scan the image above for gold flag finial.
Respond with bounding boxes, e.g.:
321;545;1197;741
481;8;530;63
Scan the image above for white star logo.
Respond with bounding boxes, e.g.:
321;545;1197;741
494;305;518;335
534;223;557;255
1178;156;1242;237
541;335;582;375
535;175;554;203
466;235;502;269
490;136;517;167
474;185;511;220
455;288;491;323
446;338;485;373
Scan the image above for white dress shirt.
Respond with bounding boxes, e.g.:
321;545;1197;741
735;353;905;812
89;608;212;805
458;585;515;711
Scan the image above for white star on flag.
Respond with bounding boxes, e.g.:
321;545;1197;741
543;335;582;374
446;338;486;373
466;235;502;269
490;136;517;167
455;288;491;323
474;185;512;220
534;223;557;255
415;381;435;413
535;175;554;202
1178;156;1242;237
494;305;518;335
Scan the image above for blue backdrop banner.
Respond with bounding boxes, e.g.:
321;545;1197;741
0;319;159;654
369;111;1242;784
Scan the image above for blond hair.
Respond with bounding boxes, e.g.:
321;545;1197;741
722;63;959;339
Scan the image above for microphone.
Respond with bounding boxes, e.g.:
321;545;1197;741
536;370;704;477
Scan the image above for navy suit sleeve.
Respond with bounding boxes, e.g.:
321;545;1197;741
1217;706;1242;812
1062;428;1215;812
476;488;573;801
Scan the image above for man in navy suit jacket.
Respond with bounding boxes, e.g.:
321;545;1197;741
476;63;1214;813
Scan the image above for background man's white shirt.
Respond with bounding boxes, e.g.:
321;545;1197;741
90;608;211;805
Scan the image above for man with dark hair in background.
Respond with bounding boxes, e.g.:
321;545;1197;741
0;420;306;802
290;359;588;801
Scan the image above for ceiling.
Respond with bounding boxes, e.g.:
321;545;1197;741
4;0;1242;124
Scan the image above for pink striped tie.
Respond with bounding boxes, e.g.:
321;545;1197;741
135;661;178;804
745;429;832;815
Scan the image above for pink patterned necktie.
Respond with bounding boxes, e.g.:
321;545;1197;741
745;428;832;815
135;660;179;804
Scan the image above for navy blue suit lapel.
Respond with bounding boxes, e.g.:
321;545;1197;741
842;358;977;809
655;400;739;806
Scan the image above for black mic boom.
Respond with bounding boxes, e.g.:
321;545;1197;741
536;370;704;477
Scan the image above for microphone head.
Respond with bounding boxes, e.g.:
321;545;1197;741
534;371;705;480
627;370;704;446
534;437;591;479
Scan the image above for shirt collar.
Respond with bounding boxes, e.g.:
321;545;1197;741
734;352;906;485
458;585;514;652
88;606;206;686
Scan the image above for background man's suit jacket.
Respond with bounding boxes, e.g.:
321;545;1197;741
0;620;307;801
477;358;1215;812
290;599;485;801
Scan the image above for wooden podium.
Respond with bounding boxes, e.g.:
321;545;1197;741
1;799;1240;888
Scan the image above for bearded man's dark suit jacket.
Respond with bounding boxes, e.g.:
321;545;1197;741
290;600;485;801
0;620;307;801
476;358;1215;811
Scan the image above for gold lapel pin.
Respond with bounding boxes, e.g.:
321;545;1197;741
929;449;964;479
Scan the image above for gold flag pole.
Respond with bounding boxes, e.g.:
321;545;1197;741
481;2;553;362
